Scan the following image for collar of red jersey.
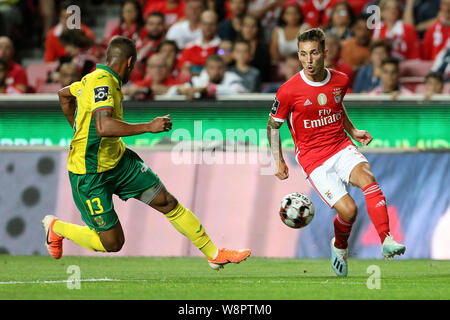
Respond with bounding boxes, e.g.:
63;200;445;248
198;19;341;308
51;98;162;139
299;68;331;87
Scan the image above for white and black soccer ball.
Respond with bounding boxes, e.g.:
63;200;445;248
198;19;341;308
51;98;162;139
279;192;315;229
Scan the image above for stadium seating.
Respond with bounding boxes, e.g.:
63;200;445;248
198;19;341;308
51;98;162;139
36;82;61;94
399;59;434;78
26;62;58;91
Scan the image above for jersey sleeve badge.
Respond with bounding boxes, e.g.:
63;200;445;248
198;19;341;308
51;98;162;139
271;97;280;115
93;86;110;103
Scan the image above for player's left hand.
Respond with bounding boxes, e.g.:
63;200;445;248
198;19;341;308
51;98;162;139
352;129;373;146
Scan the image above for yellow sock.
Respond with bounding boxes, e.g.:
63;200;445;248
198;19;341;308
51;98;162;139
165;202;218;259
53;220;107;252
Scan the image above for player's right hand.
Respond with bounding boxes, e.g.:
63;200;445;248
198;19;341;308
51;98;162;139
148;114;172;133
275;160;289;180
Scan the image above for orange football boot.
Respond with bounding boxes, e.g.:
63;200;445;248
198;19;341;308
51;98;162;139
207;248;251;270
41;215;64;259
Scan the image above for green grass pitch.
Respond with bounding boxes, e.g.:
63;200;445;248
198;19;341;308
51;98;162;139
0;255;449;300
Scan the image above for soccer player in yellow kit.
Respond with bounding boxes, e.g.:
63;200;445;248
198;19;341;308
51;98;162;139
41;36;250;270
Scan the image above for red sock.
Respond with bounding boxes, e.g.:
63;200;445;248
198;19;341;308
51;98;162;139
333;214;353;249
363;182;390;243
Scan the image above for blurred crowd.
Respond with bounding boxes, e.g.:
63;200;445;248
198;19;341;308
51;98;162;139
0;0;449;101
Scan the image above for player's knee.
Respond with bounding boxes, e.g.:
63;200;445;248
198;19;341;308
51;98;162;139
103;238;125;252
362;173;376;187
152;190;178;213
161;194;178;213
340;202;358;222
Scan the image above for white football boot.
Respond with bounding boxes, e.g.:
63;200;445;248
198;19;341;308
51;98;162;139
382;233;406;259
330;237;348;277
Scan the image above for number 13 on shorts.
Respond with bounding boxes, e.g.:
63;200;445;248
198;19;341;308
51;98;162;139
86;198;104;215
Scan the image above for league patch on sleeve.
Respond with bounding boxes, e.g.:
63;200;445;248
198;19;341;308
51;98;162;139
271;97;280;115
93;86;109;103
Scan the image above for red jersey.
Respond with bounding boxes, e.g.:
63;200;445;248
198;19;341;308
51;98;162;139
372;21;420;60
422;18;450;61
177;37;221;69
270;68;353;176
105;23;140;44
44;23;96;62
143;0;185;26
301;0;338;28
6;61;28;92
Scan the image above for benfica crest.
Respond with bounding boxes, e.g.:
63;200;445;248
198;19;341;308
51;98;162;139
333;88;342;103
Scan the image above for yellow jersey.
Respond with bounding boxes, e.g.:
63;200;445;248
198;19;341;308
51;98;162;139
67;64;126;174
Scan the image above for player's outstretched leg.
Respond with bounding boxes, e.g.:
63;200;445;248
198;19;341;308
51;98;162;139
350;162;406;258
147;186;251;270
41;214;108;258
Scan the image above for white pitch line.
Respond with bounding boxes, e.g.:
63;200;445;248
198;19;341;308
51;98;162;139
0;278;147;285
0;278;366;286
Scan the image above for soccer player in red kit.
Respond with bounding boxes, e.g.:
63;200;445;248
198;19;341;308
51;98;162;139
267;28;405;277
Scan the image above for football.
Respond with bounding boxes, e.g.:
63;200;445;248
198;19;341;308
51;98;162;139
279;192;315;229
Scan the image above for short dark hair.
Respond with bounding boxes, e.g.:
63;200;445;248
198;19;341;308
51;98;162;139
425;71;443;83
156;39;179;54
233;39;250;50
297;28;326;51
353;13;370;26
205;54;224;65
147;11;165;21
381;57;400;69
369;39;391;54
59;29;93;49
59;0;74;11
106;36;137;63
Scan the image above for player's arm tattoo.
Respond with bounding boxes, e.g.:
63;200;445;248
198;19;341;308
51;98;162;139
93;108;114;137
267;116;285;164
58;86;76;128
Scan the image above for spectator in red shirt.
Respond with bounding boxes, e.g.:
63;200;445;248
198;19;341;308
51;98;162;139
103;0;144;46
0;36;27;93
301;0;338;28
59;29;99;77
422;0;450;61
143;0;185;26
131;11;166;82
136;11;166;62
324;33;355;86
346;0;367;15
122;53;182;100
372;0;420;61
177;10;221;76
0;59;23;95
156;40;191;84
44;1;96;62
